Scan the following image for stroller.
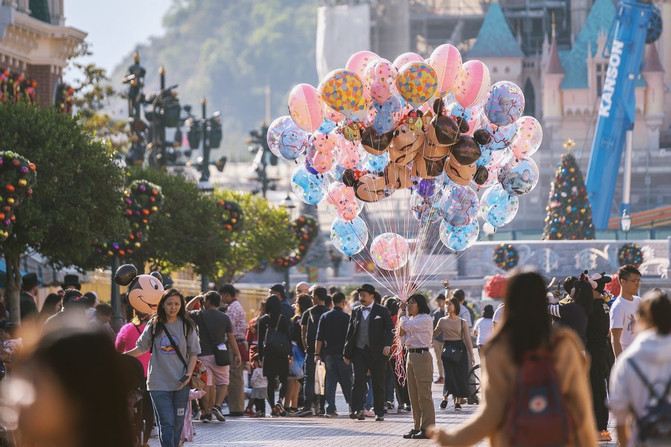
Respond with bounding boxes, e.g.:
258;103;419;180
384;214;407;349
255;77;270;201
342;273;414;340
119;355;151;447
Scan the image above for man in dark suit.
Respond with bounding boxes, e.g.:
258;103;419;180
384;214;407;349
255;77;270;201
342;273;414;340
344;283;393;421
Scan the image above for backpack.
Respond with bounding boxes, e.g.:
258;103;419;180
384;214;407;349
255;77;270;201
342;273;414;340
265;316;291;357
506;348;573;447
628;358;671;446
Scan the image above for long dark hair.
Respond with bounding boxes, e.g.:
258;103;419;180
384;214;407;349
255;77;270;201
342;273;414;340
408;293;431;315
151;288;194;335
265;295;282;325
482;304;494;319
488;268;552;365
18;329;134;447
572;280;594;315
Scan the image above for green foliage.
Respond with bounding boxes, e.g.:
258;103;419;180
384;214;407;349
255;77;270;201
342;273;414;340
67;42;129;153
214;190;295;283
0;101;127;266
109;0;317;153
542;153;595;240
125;167;226;276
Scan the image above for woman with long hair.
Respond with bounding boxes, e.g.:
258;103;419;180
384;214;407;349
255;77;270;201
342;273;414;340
472;304;494;358
429;268;596;446
398;293;435;439
609;289;671;446
257;294;293;416
434;297;474;411
284;293;313;414
125;288;200;447
10;329;134;447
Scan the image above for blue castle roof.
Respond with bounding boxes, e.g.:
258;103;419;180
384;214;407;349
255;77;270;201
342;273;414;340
559;0;644;89
468;2;524;59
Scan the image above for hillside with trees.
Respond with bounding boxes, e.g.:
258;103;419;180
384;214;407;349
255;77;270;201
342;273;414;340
109;0;318;155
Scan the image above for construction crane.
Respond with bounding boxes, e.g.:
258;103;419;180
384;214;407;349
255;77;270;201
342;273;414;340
584;0;663;229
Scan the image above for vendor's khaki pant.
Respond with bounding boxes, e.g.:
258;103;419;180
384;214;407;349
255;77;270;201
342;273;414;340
406;351;436;431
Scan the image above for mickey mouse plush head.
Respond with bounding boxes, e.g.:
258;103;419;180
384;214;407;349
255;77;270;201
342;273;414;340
114;264;164;315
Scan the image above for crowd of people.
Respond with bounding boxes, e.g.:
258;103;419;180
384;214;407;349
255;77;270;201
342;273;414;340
0;264;669;447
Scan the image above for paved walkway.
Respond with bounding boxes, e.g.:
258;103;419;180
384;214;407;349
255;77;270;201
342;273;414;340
148;380;619;447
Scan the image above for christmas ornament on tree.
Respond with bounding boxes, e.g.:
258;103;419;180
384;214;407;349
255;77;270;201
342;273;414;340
94;180;163;258
0;151;36;245
273;215;319;269
542;150;595;240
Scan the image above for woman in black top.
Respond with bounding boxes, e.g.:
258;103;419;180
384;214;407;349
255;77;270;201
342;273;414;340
257;295;293;416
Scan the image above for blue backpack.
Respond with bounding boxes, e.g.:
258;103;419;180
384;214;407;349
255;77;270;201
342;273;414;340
628;358;671;446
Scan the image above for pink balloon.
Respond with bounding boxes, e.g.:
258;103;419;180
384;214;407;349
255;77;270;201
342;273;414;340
370;232;409;270
324;104;345;123
369;80;393;103
429;44;463;97
336;136;361;169
392;52;424;70
452;60;491;108
346;50;379;79
306;132;337;174
511;116;543;159
288;83;324;133
326;183;362;221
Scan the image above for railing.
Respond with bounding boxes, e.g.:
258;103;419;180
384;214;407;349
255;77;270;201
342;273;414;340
480;228;671;241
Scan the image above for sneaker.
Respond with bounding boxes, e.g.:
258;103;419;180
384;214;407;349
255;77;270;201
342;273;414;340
434;377;445;384
402;404;411;412
385;401;394;410
211;405;226;422
598;431;612;442
455;403;462;411
403;429;420;439
375;415;384;421
285;408;298;416
439;400;448;409
254;411;266;418
324;411;338;418
296;408;313;417
273;402;286;416
363;409;375;418
243;408;255;417
199;413;212;423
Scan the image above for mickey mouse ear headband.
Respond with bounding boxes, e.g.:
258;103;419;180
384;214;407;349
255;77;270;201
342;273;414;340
581;270;612;293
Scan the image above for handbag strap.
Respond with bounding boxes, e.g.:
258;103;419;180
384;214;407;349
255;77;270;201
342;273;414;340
163;323;189;373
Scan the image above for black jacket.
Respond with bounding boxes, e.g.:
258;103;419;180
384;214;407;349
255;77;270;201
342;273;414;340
343;303;394;359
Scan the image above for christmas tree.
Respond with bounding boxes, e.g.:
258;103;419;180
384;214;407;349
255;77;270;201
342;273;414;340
542;147;595;240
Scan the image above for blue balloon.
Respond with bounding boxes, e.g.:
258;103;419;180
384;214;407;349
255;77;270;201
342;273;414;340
304;158;319;175
317;117;337;134
484;121;516;151
363;151;390;173
479;183;519;228
439;220;480;251
373;110;395;133
477;146;493;167
331;216;369;256
410;190;442;225
291;166;329;205
437;185;479;227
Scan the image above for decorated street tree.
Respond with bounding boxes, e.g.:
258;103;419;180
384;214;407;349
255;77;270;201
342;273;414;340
215;190;296;284
1;102;126;322
542;149;595;240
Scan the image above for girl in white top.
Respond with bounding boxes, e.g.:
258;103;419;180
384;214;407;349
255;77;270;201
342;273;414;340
609;289;671;447
472;304;494;354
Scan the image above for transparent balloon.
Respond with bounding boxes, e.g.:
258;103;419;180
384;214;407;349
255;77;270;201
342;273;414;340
291;166;329;205
325;182;363;221
410;190;442;225
370;232;410;271
484;81;525;127
439;220;480;251
331;217;369;256
498;157;539;196
510;116;543;159
362;151;390;173
267;116;310;160
306;132;337;174
479;183;520;228
484;121;517;151
437;184;479;227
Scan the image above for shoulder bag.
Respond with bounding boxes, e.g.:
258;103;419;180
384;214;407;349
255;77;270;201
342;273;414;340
265;316;292;357
199;311;230;366
162;322;205;390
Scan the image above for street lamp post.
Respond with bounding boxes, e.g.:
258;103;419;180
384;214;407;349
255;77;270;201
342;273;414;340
621;209;632;240
281;194;296;292
185;97;223;192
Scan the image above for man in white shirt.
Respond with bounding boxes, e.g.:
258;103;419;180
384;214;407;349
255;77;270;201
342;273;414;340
610;265;642;358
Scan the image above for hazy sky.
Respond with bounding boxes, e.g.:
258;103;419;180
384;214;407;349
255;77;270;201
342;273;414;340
63;0;171;81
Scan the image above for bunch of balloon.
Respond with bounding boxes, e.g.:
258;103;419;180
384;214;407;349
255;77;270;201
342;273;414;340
268;46;542;298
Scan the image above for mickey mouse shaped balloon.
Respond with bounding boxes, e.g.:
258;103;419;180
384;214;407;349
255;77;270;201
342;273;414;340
114;264;164;314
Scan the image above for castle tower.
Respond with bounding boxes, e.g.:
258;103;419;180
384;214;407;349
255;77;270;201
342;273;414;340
542;26;565;151
642;43;665;150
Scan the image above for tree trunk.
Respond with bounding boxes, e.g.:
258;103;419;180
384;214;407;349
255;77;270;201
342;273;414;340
5;251;22;324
